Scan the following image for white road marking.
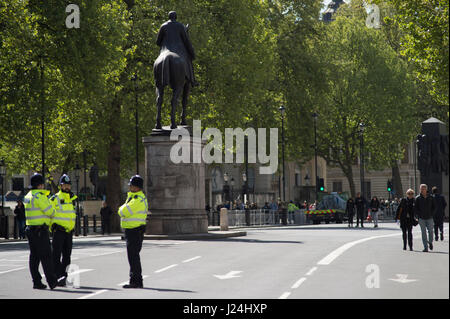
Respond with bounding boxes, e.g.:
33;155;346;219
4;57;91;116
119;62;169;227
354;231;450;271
154;264;178;273
306;267;317;276
89;251;122;257
0;267;27;275
291;277;307;289
41;268;93;279
213;271;243;280
182;256;201;263
78;289;109;299
279;292;291;299
388;274;418;284
317;226;449;266
117;275;149;286
317;233;402;265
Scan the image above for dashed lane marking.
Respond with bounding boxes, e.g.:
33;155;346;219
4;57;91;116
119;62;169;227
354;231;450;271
279;292;291;299
182;256;201;263
78;289;109;299
291;277;307;289
154;264;178;273
306;267;317;276
0;267;27;275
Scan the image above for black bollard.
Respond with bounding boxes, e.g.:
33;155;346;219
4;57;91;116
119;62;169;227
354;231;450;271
4;215;9;240
282;208;287;225
93;215;97;233
75;214;80;236
83;215;88;236
245;208;250;226
13;216;18;239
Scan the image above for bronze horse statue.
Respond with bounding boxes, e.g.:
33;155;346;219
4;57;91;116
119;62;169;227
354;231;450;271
153;11;197;130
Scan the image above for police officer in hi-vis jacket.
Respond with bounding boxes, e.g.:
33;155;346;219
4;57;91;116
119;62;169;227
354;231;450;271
118;175;148;288
50;174;77;287
24;173;58;289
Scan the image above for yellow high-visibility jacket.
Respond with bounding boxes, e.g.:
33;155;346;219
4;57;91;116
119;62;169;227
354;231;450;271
50;191;77;232
118;191;148;229
24;189;55;227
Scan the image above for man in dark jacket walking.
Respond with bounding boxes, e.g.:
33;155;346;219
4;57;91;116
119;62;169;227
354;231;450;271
432;186;447;241
355;192;366;228
14;200;26;239
346;198;355;228
415;184;436;252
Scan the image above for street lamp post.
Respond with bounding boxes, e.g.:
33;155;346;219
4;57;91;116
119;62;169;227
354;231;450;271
132;74;139;175
223;172;229;205
279;106;286;202
230;177;235;205
359;123;365;199
414;134;421;194
74;163;81;236
242;172;247;204
0;160;6;217
40;56;45;184
83;150;87;201
313;112;318;201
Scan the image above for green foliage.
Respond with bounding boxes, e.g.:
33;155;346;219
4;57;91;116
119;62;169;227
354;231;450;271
373;0;449;116
0;0;439;199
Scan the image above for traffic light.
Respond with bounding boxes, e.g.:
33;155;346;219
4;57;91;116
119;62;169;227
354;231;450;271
387;180;393;192
318;178;325;192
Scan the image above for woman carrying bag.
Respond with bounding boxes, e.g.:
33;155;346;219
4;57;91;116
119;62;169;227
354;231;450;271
395;189;418;251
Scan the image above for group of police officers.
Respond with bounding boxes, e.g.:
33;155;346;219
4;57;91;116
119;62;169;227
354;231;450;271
23;172;148;290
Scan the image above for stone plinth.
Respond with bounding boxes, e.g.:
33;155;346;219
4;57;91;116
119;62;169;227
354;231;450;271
142;129;208;234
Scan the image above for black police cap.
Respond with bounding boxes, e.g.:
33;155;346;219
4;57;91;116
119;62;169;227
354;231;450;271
30;173;44;188
59;174;72;185
128;175;144;189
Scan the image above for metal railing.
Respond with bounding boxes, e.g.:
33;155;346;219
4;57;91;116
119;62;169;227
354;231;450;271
208;209;308;227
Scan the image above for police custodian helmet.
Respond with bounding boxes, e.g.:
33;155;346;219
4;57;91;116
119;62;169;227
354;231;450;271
59;174;72;185
29;173;45;188
128;175;144;189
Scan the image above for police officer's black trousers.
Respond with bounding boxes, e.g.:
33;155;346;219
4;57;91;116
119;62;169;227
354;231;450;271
26;227;57;286
52;229;73;279
125;227;144;285
356;211;364;227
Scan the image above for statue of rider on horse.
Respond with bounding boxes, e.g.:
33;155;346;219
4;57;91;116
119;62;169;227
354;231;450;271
153;11;198;130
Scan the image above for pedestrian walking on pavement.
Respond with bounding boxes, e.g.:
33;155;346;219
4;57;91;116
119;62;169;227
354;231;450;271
346;198;355;228
432;187;446;241
355;192;366;228
118;175;148;288
100;201;113;235
396;189;417;251
14;200;26;239
415;184;436;252
23;173;58;290
50;174;77;287
369;196;380;228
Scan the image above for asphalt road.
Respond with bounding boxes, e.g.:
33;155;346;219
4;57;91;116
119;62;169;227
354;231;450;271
0;222;448;299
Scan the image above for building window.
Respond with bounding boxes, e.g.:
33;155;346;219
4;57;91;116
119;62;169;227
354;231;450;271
332;181;343;193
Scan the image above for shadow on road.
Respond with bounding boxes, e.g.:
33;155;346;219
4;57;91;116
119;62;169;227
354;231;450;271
141;287;196;293
200;238;303;244
0;238;179;252
267;226;400;231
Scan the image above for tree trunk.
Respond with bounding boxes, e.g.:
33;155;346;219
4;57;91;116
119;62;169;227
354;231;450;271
343;165;356;199
392;161;403;198
106;97;122;232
